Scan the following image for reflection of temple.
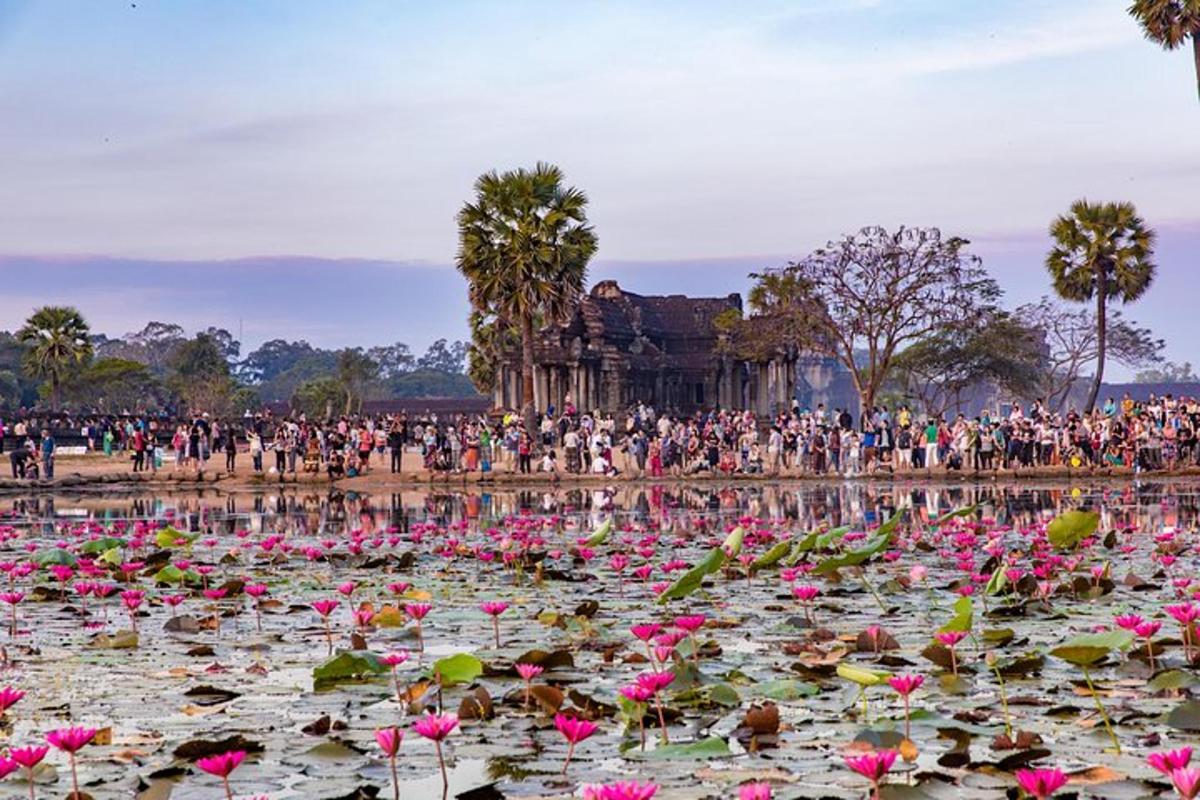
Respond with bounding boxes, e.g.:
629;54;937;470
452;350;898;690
491;280;855;416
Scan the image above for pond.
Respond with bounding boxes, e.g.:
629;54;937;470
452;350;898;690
0;478;1197;800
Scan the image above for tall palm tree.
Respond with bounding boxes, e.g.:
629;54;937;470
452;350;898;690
1128;0;1200;102
1046;200;1156;413
16;306;93;411
456;163;598;428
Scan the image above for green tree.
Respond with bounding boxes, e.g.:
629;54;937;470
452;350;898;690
1128;0;1200;102
1018;297;1162;410
890;312;1044;416
16;306;93;410
456;162;598;427
335;348;378;415
65;358;163;412
1046;200;1156;413
0;370;20;409
757;226;998;413
167;334;236;414
291;376;344;420
1134;360;1199;383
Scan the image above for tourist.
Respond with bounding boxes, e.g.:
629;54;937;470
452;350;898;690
39;429;55;479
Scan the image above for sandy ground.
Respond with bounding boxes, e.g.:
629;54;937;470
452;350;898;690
3;449;1196;494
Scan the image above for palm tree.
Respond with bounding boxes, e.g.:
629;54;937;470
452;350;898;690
456;162;598;428
16;306;93;411
1128;0;1200;102
1046;200;1156;413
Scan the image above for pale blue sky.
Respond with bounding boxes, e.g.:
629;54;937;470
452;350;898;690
0;0;1196;373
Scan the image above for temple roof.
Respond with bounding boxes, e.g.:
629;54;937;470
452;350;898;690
564;280;741;345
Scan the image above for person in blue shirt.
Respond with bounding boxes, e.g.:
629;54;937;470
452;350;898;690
40;429;55;479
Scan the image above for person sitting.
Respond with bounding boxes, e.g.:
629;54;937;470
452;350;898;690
327;451;346;480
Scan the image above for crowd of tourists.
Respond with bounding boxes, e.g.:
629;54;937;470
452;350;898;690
1;390;1198;481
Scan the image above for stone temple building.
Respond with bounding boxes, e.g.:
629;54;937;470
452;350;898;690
490;280;858;417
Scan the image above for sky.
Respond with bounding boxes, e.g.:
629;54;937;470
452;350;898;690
0;0;1196;375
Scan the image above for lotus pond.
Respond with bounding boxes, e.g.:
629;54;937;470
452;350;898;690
0;479;1198;800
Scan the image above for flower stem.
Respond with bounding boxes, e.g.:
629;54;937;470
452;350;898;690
991;663;1013;737
1081;664;1119;754
435;739;449;793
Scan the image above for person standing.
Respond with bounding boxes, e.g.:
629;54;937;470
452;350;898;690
40;429;56;479
388;422;404;474
224;427;238;474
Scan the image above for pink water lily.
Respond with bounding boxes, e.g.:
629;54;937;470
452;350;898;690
375;726;403;800
47;726;97;798
480;600;509;647
887;673;925;740
583;781;658;800
554;712;598;773
1172;767;1200;800
195;749;246;800
412;712;458;791
844;749;897;799
1015;767;1069;800
1149;747;1193;775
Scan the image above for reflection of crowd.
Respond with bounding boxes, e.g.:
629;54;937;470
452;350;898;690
9;478;1200;546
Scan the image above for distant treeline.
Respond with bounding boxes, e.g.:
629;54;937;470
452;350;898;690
0;313;481;416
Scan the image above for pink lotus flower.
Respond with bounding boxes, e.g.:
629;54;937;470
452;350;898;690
1172;767;1200;800
582;781;659;800
637;671;675;743
1014;767;1069;799
10;745;47;768
10;743;47;796
311;599;339;655
793;584;820;623
845;749;898;798
935;630;967;677
47;726;97;797
480;601;509;648
739;781;772;799
412;713;458;791
554;713;599;773
311;599;339;617
381;651;410;668
337;581;357;596
630;623;662;641
517;662;544;708
375;725;403;756
196;750;246;800
376;726;403;800
1149;747;1193;775
46;726;96;753
0;686;24;714
413;711;459;741
0;756;15;780
405;602;432;651
1114;613;1144;631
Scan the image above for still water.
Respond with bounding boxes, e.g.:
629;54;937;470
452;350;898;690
5;477;1197;534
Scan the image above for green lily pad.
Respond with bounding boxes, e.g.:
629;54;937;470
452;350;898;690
635;736;732;760
1047;510;1099;550
430;653;484;687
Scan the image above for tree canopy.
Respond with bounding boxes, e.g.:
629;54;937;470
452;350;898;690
753;226;1000;412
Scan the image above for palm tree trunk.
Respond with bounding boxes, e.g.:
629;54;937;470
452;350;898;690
1085;276;1107;414
1193;37;1200;104
51;374;61;412
520;315;536;433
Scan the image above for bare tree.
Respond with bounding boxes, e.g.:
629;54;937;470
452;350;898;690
758;226;999;413
1017;296;1163;411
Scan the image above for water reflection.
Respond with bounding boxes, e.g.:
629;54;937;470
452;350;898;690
3;478;1199;535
